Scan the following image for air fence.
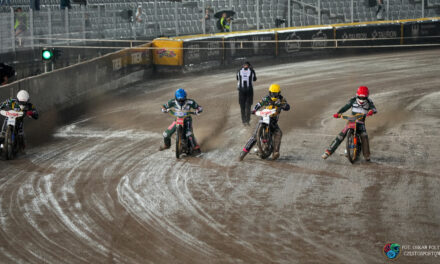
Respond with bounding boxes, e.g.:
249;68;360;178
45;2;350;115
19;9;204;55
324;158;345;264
1;0;440;54
152;17;440;69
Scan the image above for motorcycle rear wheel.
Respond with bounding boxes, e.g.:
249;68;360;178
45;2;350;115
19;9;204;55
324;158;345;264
257;124;273;159
346;129;360;164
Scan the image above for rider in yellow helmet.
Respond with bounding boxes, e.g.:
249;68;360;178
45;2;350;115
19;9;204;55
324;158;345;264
239;84;290;161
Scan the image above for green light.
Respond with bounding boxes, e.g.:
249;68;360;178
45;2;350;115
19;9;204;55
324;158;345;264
42;50;53;60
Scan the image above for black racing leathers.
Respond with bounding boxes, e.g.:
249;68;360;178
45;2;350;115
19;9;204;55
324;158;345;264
243;95;290;155
237;67;257;125
0;98;39;148
161;98;202;149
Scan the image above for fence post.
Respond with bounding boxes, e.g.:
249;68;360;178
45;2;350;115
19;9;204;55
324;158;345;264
113;11;117;39
154;0;159;36
202;0;206;34
48;9;52;45
30;9;34;48
288;0;291;27
256;0;260;30
318;0;321;25
175;1;179;35
387;0;390;20
10;7;15;52
301;4;307;26
82;7;86;42
65;8;69;45
422;0;424;18
97;5;101;38
351;0;354;23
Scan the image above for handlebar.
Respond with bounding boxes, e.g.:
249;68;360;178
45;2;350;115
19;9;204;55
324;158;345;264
167;109;198;117
339;113;365;122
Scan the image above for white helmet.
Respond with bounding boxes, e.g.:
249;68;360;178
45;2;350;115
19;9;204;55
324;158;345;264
17;90;30;103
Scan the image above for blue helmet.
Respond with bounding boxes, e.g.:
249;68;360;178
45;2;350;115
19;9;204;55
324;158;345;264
175;88;187;105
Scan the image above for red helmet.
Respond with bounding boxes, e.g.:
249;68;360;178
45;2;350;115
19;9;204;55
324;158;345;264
356;86;369;105
356;86;369;97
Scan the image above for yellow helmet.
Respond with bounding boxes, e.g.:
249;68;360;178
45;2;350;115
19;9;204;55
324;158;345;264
269;84;281;101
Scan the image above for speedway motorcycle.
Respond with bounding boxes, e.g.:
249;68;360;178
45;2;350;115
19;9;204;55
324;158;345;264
339;113;366;164
168;109;197;159
0;109;24;160
255;107;278;159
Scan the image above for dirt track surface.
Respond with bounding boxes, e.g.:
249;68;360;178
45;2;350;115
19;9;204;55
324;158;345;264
1;49;439;264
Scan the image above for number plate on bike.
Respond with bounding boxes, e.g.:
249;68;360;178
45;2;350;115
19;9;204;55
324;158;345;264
176;118;184;125
175;111;185;117
262;116;270;124
7;118;16;126
348;123;356;129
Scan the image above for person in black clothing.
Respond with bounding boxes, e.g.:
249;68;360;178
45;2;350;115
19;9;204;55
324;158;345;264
376;0;384;19
237;62;257;126
0;63;15;86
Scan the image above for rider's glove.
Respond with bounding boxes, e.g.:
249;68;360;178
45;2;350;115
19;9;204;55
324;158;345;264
26;111;34;117
161;108;168;113
333;113;340;118
273;100;281;107
367;110;374;116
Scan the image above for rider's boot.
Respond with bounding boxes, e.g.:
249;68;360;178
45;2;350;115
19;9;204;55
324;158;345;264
361;134;371;161
193;144;202;156
238;148;249;161
159;138;171;151
321;149;331;159
272;129;282;160
323;133;344;159
159;145;170;151
188;135;202;156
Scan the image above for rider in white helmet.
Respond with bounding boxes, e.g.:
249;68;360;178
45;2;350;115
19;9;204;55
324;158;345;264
1;90;39;151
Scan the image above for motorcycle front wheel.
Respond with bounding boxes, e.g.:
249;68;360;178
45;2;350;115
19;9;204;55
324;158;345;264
346;129;360;164
257;124;273;159
176;126;183;159
3;126;14;160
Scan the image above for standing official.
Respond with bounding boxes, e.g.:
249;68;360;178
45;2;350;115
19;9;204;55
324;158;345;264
237;62;257;126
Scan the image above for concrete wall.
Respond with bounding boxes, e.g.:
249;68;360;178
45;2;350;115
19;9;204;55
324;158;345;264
0;44;152;113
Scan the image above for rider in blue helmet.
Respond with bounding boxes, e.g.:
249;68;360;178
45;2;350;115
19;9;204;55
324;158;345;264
160;88;203;154
175;88;187;106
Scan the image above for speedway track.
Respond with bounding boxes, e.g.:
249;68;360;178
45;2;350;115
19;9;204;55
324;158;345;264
0;49;439;264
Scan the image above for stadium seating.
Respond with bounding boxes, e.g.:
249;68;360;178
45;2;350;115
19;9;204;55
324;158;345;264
1;0;439;54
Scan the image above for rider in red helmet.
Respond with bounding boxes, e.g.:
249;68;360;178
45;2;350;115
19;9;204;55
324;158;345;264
321;86;377;161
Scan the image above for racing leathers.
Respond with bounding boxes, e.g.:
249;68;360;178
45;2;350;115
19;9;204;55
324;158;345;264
237;66;257;125
325;96;377;159
241;95;290;159
0;98;39;149
161;98;203;151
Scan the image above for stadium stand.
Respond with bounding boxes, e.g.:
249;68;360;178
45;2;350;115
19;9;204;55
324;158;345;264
1;0;439;53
